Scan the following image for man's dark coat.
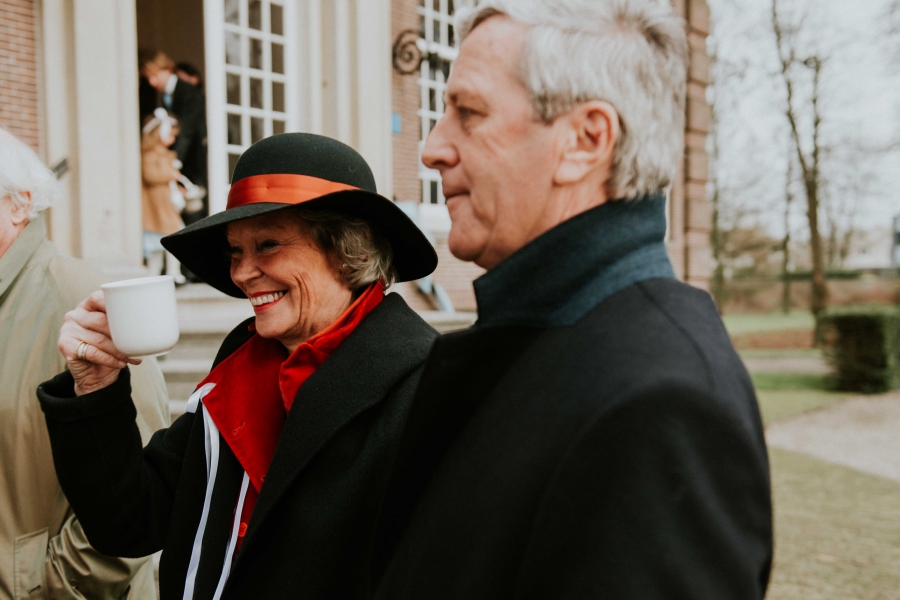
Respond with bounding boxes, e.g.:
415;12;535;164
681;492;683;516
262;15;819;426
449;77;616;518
39;294;437;600
373;199;773;599
169;78;208;200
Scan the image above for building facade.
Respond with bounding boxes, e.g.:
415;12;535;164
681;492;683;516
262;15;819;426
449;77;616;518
1;0;711;310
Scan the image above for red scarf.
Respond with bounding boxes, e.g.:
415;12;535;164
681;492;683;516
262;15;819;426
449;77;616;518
194;282;384;552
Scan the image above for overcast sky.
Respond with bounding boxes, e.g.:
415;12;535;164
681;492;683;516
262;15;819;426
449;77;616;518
707;0;900;235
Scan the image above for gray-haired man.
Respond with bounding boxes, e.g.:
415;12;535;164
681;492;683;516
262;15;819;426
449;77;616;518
373;1;772;598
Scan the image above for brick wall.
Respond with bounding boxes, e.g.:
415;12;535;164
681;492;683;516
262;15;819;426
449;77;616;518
672;0;712;289
0;0;40;152
391;0;422;203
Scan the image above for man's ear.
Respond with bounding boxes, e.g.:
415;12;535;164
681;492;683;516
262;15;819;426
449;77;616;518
552;100;619;186
9;192;31;226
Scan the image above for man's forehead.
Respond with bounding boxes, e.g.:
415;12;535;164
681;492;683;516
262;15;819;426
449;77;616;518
448;17;527;98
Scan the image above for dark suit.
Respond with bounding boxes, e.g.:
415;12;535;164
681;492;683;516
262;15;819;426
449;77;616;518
39;294;437;600
373;198;773;599
168;78;208;221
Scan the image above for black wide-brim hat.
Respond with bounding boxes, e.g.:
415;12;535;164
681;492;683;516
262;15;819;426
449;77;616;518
162;133;438;298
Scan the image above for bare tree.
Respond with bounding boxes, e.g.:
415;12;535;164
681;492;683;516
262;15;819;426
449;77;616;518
771;0;829;318
781;147;795;313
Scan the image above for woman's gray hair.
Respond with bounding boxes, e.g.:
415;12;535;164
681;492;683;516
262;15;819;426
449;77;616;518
457;0;688;200
294;208;398;291
0;128;59;219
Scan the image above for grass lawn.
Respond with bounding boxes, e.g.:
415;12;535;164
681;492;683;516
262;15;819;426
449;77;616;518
766;448;900;600
756;372;900;598
752;372;847;426
723;311;816;336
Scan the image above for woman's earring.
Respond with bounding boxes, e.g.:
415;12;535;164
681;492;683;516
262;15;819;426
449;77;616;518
341;263;348;270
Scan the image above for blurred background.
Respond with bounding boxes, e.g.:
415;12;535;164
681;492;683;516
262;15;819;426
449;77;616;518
1;0;898;597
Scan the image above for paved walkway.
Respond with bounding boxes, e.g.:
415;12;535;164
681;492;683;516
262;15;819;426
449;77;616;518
742;355;830;374
766;392;900;483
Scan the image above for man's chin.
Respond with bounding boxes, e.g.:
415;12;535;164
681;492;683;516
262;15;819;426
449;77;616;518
446;228;484;265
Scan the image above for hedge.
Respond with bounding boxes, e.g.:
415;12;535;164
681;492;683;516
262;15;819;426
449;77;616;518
819;306;900;393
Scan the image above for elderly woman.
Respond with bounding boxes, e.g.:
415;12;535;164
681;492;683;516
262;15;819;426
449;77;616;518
37;134;438;600
0;128;169;599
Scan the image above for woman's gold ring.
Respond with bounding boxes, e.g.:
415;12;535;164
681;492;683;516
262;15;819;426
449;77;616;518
75;341;90;361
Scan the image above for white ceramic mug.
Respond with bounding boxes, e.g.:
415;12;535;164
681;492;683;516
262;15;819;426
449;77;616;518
102;275;180;357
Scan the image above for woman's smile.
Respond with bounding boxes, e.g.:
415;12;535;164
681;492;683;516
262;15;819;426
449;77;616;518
249;290;287;311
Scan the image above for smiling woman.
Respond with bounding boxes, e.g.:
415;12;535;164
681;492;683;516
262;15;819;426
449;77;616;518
36;133;440;600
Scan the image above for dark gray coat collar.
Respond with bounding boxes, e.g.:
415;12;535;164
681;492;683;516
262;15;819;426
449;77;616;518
473;194;675;328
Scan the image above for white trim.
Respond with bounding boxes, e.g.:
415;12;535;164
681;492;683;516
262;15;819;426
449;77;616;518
183;400;220;600
212;473;251;600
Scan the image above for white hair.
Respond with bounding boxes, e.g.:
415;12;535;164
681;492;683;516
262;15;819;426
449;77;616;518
457;0;688;200
0;128;59;219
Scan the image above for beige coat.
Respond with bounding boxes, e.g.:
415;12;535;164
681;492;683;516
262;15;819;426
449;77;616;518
141;144;184;236
0;216;170;600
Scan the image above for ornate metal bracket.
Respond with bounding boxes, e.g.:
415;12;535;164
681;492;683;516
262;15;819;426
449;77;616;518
392;29;424;75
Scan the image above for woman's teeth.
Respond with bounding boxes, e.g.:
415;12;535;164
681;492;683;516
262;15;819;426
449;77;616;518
250;291;285;307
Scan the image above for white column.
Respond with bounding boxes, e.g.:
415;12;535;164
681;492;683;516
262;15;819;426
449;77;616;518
204;0;228;214
71;0;144;273
355;0;392;198
40;0;79;257
333;0;353;145
303;0;324;134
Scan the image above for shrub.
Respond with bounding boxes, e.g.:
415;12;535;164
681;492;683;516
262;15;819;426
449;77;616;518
819;306;900;393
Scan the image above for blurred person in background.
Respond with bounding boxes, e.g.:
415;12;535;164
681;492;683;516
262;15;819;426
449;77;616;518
139;50;208;226
372;1;773;598
141;108;186;283
0;129;170;598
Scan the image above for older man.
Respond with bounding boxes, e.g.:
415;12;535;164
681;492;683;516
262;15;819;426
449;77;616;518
0;129;170;599
373;2;772;599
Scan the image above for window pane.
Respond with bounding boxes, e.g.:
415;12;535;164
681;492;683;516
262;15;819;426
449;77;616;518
224;0;239;24
225;32;241;66
273;120;286;135
227;113;242;145
228;153;241;182
248;0;262;30
250;117;264;143
250;78;263;108
429;88;436;112
250;37;263;70
226;73;241;105
272;81;285;112
271;43;284;74
270;4;284;35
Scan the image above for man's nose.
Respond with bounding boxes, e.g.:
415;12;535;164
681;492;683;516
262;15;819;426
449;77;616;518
421;115;458;171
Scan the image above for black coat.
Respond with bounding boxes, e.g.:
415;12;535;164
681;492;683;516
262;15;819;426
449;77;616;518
39;294;437;600
373;279;773;599
169;78;207;191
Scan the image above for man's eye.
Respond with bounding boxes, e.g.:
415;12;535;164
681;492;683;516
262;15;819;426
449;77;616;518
458;107;473;119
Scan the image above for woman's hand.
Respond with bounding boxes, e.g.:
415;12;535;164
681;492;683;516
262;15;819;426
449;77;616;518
59;291;142;396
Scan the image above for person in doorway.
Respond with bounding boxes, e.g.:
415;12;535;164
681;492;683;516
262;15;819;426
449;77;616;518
0;129;170;599
141;108;186;283
38;133;440;600
139;50;208;225
372;2;773;599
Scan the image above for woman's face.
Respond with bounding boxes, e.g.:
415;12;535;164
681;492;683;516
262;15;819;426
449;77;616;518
227;212;353;352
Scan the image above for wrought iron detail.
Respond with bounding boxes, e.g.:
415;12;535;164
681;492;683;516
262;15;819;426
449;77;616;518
392;29;424;75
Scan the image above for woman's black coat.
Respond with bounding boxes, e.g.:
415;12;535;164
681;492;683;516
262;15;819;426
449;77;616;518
38;294;437;600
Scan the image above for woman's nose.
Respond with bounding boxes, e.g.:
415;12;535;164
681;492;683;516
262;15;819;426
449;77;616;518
230;254;260;285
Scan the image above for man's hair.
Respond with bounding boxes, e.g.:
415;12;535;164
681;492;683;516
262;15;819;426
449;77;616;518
457;0;688;200
138;49;175;72
0;128;58;219
293;208;399;291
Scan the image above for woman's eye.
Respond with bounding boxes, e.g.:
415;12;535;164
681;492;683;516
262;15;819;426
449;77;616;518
259;240;279;251
226;246;242;258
